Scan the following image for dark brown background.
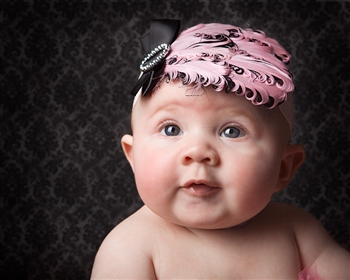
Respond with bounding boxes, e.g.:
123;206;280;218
1;1;349;279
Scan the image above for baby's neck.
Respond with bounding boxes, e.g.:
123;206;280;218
176;217;256;241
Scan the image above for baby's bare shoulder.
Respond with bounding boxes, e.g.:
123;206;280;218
266;202;350;279
106;205;159;238
91;206;158;279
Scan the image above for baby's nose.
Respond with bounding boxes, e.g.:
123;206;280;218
181;138;219;166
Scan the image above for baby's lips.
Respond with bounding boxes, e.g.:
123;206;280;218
183;179;216;188
182;180;220;196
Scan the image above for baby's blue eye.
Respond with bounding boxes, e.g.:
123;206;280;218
162;125;181;136
220;127;245;138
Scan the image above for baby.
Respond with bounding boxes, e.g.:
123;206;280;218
91;20;350;279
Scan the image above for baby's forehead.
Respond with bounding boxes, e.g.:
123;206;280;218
132;81;285;127
131;84;290;145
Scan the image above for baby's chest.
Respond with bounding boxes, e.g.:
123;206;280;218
152;231;301;279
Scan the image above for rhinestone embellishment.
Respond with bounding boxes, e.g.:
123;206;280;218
140;43;170;72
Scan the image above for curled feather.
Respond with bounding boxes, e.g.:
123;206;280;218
166;60;228;90
156;23;294;108
133;21;295;132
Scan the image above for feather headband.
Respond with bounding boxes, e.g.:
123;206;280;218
131;20;295;132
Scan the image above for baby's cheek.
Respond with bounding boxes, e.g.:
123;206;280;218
230;153;279;195
133;153;164;200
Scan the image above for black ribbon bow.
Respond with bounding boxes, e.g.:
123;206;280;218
130;19;180;96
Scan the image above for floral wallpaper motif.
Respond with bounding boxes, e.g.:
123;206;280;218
1;1;349;279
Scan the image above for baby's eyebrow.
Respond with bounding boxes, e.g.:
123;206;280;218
149;102;184;117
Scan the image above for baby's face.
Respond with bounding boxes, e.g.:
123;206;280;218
126;81;290;229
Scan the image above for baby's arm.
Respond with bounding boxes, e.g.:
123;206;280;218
292;206;350;279
91;214;156;279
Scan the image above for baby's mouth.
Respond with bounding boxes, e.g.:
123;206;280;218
182;180;219;196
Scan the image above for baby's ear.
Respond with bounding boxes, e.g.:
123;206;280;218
275;144;305;192
121;134;134;171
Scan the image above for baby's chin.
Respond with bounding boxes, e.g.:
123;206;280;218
156;212;254;231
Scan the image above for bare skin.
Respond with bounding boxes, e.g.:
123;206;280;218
92;203;349;279
91;81;350;279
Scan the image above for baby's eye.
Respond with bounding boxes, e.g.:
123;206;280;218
220;127;245;138
162;125;181;136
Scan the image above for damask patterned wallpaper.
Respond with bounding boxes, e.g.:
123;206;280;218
1;1;349;279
